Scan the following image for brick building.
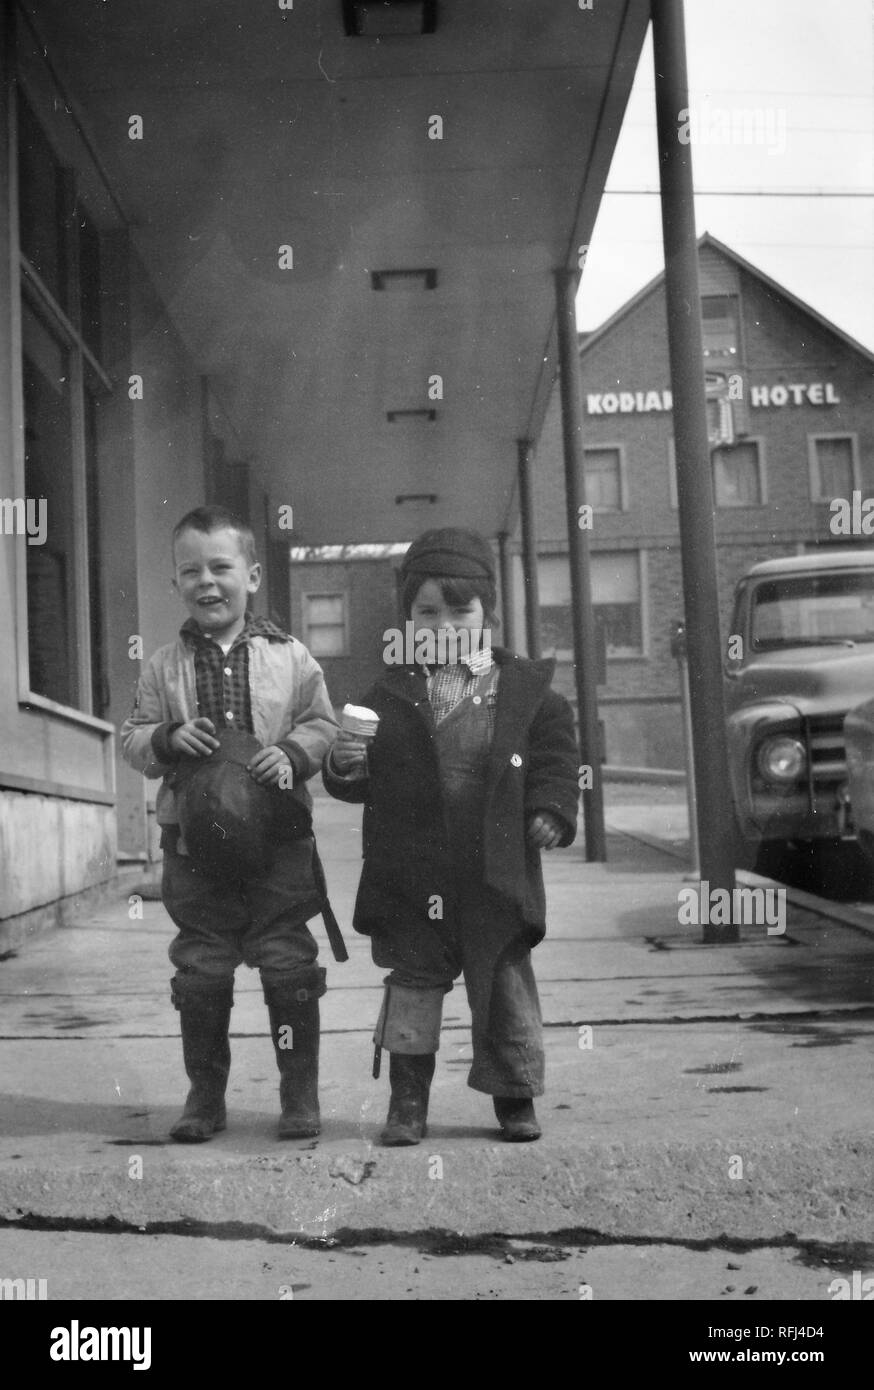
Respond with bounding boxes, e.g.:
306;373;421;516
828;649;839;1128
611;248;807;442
525;234;874;769
289;546;407;708
292;237;874;768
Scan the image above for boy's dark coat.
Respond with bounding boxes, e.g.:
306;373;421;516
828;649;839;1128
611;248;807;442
323;649;579;947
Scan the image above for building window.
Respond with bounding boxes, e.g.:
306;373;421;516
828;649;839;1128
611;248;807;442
17;92;66;310
303;593;348;656
668;439;765;508
701;295;740;361
809;434;858;502
584;445;626;511
15;88;112;718
539;552;644;658
22;297;79;707
713;440;764;506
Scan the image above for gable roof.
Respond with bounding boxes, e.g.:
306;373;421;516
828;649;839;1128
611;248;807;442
578;232;874;369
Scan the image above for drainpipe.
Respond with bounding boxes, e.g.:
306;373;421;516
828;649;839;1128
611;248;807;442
497;530;516;653
517;438;542;660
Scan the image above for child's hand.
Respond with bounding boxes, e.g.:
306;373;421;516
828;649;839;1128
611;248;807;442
331;729;368;774
247;745;292;786
526;811;565;850
169;717;219;757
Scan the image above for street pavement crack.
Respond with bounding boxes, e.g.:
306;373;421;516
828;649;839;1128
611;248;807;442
0;1213;870;1268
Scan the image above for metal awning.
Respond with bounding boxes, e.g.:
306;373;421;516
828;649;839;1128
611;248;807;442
23;0;650;544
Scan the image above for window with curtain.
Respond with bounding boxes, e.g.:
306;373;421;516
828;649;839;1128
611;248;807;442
539;552;643;657
713;441;763;506
668;438;763;508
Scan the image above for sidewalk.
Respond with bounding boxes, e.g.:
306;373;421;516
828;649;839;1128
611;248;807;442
1;786;872;1249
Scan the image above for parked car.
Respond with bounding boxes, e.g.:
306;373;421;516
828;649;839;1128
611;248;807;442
843;694;874;870
725;550;874;895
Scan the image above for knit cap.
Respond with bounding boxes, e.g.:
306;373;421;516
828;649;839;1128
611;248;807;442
400;527;496;582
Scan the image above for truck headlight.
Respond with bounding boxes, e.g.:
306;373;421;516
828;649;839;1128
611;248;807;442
757;735;806;785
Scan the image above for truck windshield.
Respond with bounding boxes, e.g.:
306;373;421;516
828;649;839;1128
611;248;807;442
751;572;874;650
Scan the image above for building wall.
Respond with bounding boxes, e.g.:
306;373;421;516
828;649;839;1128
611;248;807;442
0;23;118;927
0;31;272;927
289;558;401;707
523;242;874;769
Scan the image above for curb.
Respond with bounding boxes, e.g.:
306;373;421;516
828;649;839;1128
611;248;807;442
606;822;874;942
2;1136;873;1245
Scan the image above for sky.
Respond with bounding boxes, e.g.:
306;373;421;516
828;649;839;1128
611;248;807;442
578;0;874;352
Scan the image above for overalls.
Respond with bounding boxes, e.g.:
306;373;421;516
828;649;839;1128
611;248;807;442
378;668;545;1097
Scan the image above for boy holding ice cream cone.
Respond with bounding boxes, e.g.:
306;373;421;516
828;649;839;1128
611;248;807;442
324;526;578;1144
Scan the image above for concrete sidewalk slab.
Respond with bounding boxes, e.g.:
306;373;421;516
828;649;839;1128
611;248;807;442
1;793;873;1253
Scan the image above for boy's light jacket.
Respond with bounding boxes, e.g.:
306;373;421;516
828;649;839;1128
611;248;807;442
121;632;339;826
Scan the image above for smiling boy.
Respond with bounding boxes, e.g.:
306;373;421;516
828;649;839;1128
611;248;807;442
121;506;339;1142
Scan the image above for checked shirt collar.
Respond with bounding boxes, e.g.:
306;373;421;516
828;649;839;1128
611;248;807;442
179;611;290;733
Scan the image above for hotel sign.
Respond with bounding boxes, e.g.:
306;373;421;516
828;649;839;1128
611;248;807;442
585;382;841;414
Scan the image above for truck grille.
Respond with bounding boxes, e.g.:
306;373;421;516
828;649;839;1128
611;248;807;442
804;715;847;790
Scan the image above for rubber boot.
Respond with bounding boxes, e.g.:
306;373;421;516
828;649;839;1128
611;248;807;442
494;1096;541;1142
169;977;234;1143
264;981;323;1140
380;1053;436;1146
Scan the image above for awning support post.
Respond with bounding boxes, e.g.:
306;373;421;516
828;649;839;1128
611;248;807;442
652;0;737;940
555;268;607;863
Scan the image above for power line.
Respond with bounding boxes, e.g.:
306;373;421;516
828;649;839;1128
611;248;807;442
632;87;874;101
620;120;874;135
603;188;874;198
592;240;873;249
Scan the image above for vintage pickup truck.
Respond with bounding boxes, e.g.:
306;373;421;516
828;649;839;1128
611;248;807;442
725;550;874;893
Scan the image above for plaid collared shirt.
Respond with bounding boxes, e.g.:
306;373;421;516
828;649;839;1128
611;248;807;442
180;613;290;734
425;646;499;732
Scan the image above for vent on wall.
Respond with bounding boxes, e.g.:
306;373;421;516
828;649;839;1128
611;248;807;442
387;409;437;423
371;268;438;292
343;2;437;38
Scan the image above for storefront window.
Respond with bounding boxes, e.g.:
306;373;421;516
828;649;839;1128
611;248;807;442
79;210;103;362
17;94;66;309
22;297;79;707
16;87;110;716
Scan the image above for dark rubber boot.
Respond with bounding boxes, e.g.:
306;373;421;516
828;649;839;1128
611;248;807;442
169;979;233;1143
264;987;322;1140
380;1053;436;1146
494;1096;541;1142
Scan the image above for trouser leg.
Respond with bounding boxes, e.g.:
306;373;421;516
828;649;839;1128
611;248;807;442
373;980;447;1146
463;940;544;1141
241;839;322;976
466;941;545;1098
